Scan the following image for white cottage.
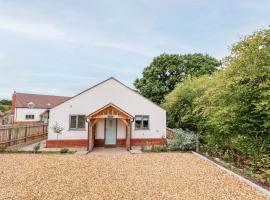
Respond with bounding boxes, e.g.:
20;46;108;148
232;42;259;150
10;92;70;125
47;77;166;150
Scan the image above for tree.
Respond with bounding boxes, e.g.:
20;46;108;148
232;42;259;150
163;28;270;180
134;53;220;104
52;122;64;148
197;28;270;160
0;99;11;105
162;75;212;130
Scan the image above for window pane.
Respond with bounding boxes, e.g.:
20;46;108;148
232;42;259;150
135;120;142;129
135;115;149;129
78;115;85;129
70;116;77;129
143;116;149;129
135;116;142;121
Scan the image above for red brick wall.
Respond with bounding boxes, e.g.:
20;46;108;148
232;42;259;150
46;139;87;148
95;139;126;147
131;138;165;146
46;138;165;148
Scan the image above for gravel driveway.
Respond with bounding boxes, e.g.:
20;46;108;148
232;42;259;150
0;153;268;200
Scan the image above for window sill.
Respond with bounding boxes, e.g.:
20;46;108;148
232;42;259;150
68;128;86;131
135;128;150;131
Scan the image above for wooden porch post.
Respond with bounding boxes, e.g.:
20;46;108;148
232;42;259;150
87;122;90;151
89;125;93;152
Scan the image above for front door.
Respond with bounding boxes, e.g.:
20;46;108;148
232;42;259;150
105;118;117;145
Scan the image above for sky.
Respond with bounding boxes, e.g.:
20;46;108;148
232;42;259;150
0;0;270;99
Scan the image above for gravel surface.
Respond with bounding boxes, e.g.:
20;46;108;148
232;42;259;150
0;153;269;200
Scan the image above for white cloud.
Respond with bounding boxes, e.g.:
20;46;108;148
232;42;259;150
0;17;75;42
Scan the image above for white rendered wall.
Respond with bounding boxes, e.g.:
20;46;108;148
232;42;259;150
15;108;46;122
48;78;166;140
117;119;126;139
95;119;104;139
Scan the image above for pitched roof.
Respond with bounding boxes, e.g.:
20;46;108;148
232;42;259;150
15;93;71;109
52;77;166;111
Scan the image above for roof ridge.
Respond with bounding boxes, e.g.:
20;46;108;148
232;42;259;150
15;92;71;98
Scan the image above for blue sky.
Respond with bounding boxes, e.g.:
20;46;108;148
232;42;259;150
0;0;270;99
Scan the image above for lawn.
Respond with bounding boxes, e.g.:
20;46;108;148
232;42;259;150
0;153;268;200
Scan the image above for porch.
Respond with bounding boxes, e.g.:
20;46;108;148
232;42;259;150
87;103;133;152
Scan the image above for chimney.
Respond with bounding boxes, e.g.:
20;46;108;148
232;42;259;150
11;91;16;114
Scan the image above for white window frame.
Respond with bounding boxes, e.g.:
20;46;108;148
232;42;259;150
135;115;149;130
69;115;86;130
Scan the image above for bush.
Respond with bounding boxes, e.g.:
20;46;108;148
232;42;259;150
60;148;69;154
0;145;6;153
151;145;167;152
168;129;197;151
163;27;270;174
33;143;41;153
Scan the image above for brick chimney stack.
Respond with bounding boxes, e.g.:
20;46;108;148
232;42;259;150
11;91;16;114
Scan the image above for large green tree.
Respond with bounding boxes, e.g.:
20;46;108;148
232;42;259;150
134;53;220;104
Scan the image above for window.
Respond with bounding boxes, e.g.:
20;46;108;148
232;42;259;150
27;102;35;109
25;114;35;120
69;115;85;129
135;115;149;129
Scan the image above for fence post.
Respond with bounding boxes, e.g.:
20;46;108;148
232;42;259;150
42;125;45;139
24;126;27;142
8;128;12;146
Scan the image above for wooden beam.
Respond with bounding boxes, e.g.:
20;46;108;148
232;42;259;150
91;119;98;127
91;115;131;120
119;118;128;127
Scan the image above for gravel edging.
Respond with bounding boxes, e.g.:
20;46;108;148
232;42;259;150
192;151;270;198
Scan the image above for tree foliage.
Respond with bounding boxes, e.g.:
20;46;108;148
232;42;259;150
0;99;11;105
163;28;270;183
134;53;220;104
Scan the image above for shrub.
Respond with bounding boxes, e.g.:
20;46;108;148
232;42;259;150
151;145;167;152
168;129;197;151
60;148;69;154
33;142;41;153
0;145;6;153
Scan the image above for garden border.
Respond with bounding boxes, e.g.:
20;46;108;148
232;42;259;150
192;151;270;198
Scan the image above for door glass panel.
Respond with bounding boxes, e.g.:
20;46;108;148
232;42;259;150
105;119;117;145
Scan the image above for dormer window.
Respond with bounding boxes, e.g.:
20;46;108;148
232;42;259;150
27;102;35;109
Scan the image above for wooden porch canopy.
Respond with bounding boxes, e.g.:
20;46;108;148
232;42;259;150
87;103;133;151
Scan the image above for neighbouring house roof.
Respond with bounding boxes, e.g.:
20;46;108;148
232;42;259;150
15;93;71;109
